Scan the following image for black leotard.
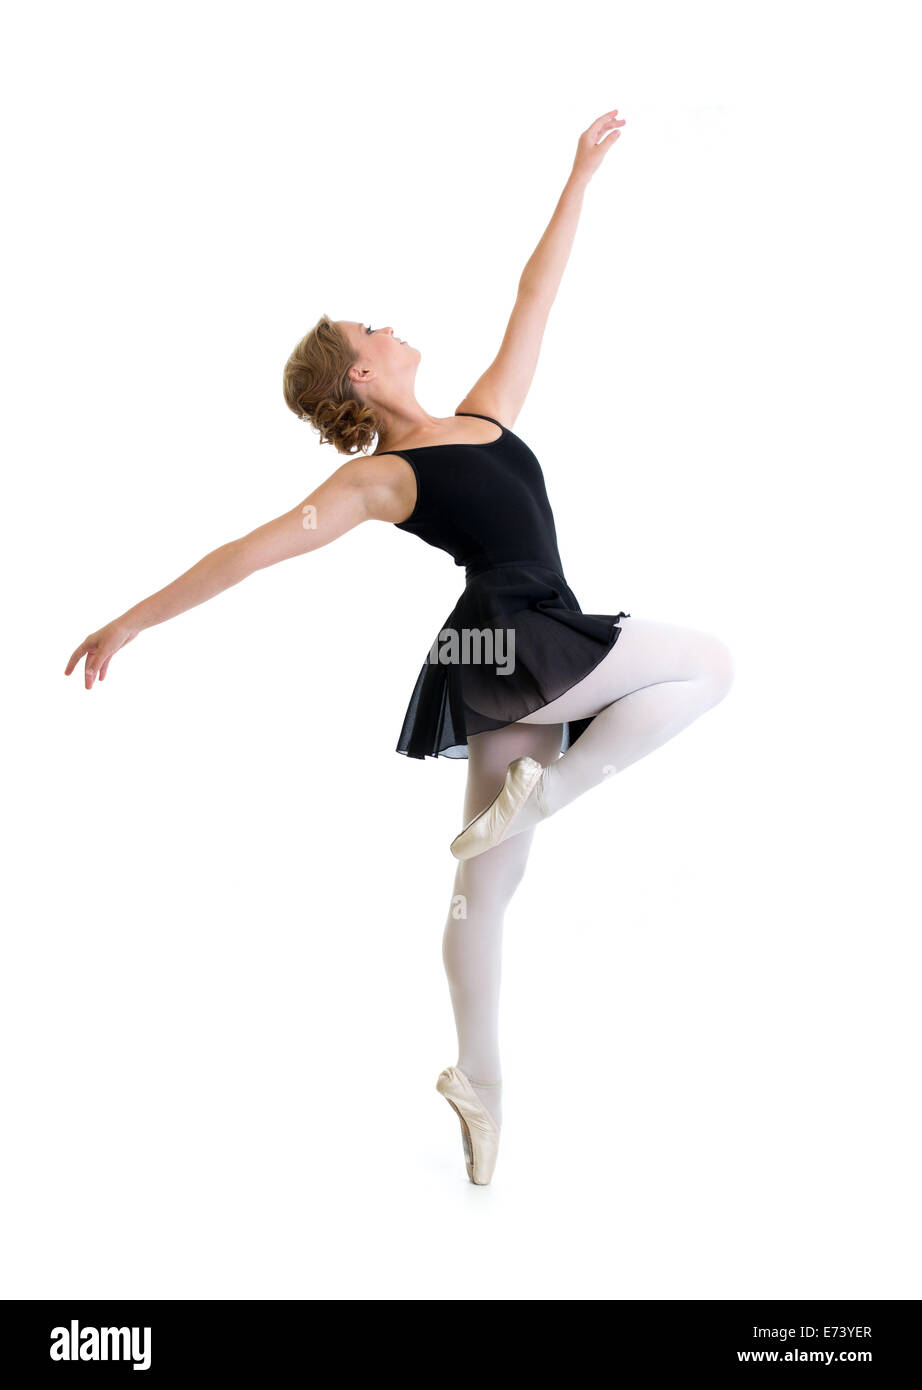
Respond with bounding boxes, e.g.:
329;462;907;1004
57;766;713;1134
379;412;629;759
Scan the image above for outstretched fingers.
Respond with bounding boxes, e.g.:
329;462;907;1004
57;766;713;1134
64;637;101;688
588;109;626;144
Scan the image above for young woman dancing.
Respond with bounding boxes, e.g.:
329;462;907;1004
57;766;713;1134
65;109;733;1187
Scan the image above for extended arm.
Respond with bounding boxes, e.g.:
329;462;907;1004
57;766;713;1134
64;454;412;688
456;108;625;427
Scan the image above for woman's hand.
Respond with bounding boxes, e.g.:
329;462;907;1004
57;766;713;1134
572;108;625;183
65;619;138;689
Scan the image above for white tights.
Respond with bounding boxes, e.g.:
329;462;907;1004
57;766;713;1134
441;616;734;1126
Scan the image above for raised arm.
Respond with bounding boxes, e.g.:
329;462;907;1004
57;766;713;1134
456;108;625;428
64;454;413;689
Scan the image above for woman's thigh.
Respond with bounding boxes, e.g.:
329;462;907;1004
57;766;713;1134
517;615;727;725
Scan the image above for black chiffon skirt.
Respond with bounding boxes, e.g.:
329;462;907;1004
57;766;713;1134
396;561;630;760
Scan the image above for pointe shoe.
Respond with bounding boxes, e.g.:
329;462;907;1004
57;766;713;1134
450;755;544;860
436;1066;501;1185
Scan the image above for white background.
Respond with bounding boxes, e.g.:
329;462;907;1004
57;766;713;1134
3;0;920;1299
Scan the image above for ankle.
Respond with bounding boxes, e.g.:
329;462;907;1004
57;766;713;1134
505;765;552;838
533;765;552;818
465;1075;503;1127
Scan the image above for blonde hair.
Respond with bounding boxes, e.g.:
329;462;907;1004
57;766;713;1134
282;314;379;455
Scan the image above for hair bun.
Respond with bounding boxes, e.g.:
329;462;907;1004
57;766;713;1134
315;396;377;455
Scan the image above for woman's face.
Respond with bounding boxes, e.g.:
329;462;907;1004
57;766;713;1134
338;320;420;393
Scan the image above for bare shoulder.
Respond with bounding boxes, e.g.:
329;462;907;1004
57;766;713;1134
454;395;516;430
336;451;417;524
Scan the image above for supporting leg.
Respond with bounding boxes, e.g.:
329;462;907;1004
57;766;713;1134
441;720;563;1125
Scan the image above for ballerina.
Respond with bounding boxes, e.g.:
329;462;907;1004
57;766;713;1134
65;108;733;1186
